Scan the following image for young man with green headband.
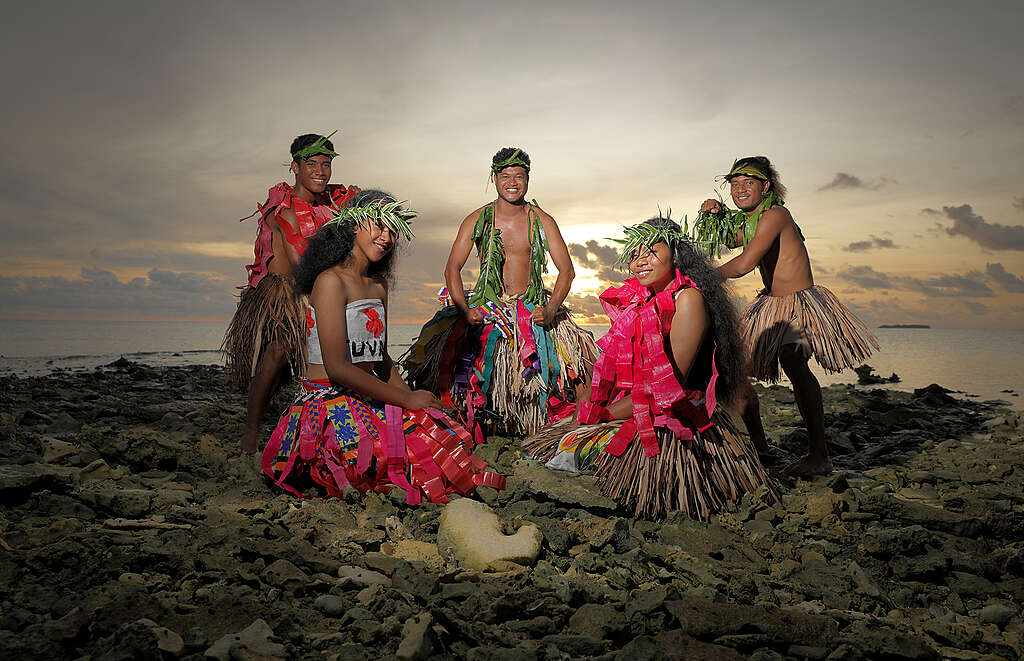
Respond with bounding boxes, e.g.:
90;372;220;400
223;132;360;454
402;147;598;437
697;156;878;478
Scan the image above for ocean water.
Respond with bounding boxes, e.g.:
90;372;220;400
1;320;1021;409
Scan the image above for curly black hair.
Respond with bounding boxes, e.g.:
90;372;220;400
290;133;335;163
728;156;787;203
641;216;746;406
293;189;402;294
492;146;531;172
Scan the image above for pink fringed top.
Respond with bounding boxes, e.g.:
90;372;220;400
239;183;357;289
577;269;719;458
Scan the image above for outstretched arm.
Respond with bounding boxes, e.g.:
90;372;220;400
717;207;787;279
444;210;485;325
314;275;439;409
533;211;574;326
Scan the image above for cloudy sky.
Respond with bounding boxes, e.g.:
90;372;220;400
2;1;1022;328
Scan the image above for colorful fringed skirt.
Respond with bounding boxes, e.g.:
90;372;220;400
222;273;307;391
261;379;506;504
523;402;776;520
401;296;599;437
741;285;880;383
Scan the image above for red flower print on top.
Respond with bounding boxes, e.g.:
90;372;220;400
306;307;315;337
364;308;384;338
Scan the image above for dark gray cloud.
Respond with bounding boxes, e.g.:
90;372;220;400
904;272;994;298
962;301;988;315
568;240;619;269
563;293;605;318
1013;197;1024;213
836;265;893;290
0;267;233;317
842;236;901;252
818;173;892;192
986;263;1024;292
837;265;995;298
943;204;1024;250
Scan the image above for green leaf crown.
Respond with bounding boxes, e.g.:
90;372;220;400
325;197;416;242
292;130;339;162
609;215;689;266
490;149;531;176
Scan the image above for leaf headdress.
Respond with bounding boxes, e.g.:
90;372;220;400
486;149;531;190
325;197;416;242
609;215;689;266
292;130;340;161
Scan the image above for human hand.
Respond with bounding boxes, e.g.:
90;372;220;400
699;199;723;214
405;389;442;411
531;306;554;327
463;308;485;325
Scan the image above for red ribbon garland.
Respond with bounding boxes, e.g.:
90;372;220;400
579;270;719;458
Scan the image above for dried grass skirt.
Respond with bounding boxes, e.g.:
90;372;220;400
222;274;306;391
523;412;777;520
741;285;879;383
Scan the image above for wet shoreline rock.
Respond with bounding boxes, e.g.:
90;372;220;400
1;361;1022;660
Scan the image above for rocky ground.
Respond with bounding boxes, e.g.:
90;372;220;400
1;360;1022;661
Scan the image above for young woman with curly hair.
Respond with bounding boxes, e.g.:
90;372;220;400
524;216;776;519
261;189;505;505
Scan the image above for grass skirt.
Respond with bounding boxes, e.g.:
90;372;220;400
523;410;776;520
742;285;880;383
401;301;598;436
261;381;506;504
222;273;306;391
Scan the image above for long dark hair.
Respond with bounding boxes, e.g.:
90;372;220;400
293;189;401;294
642;217;746;405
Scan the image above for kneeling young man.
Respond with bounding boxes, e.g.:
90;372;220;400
699;156;879;477
403;147;598;437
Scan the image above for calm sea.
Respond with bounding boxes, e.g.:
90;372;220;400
1;320;1021;409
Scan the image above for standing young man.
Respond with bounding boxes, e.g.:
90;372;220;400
699;156;878;477
223;132;358;453
403;147;597;436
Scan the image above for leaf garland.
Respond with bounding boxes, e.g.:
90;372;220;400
690;192;778;259
468;200;550;306
469;204;505;307
523;200;549;305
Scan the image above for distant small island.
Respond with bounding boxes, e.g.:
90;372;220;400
879;324;930;329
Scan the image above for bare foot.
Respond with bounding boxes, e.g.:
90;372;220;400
784;454;833;479
239;428;260;455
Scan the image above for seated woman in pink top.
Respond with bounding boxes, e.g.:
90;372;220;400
262;189;505;505
525;216;775;519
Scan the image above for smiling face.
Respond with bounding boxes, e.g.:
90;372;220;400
493;166;529;204
291;154;333;196
729;174;770;212
354;217;396;263
629;241;675;291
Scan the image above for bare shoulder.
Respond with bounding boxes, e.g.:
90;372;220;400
674;285;707;309
466;203;491;221
762;205;793;226
531;204;560;234
311;268;345;304
671;286;709;331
